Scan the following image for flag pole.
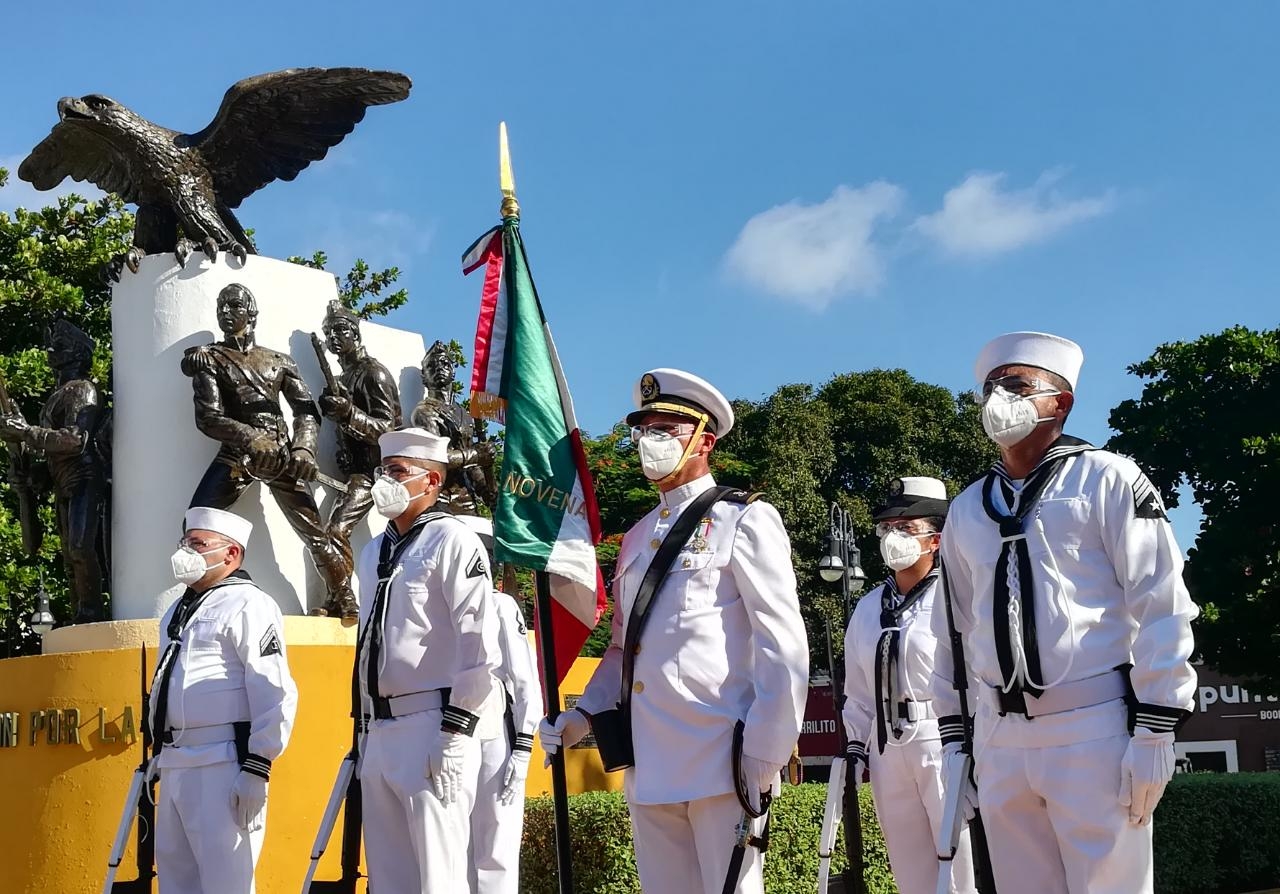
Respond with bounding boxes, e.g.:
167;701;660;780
500;122;574;894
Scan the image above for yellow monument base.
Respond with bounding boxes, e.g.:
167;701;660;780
0;619;616;893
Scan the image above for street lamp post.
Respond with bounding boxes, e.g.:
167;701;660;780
28;573;55;637
817;503;866;894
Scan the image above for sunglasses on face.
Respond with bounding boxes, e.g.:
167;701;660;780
375;464;429;481
975;374;1058;404
874;522;937;538
629;423;696;444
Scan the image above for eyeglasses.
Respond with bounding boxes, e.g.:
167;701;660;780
177;537;230;552
375;463;429;481
630;423;696;444
874;522;938;538
975;375;1058;404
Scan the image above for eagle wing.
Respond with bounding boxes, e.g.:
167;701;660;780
187;68;412;209
18;122;156;204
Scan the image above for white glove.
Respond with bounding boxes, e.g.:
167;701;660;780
1119;729;1175;826
538;709;590;767
229;771;268;831
499;748;532;806
739;754;784;813
942;742;979;822
426;730;467;805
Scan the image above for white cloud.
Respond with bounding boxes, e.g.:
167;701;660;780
296;206;437;275
724;181;904;310
914;170;1115;259
0;154;105;212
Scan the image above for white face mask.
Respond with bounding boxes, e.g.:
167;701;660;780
637;434;688;482
170;544;228;586
981;385;1060;447
879;529;935;572
371;472;427;519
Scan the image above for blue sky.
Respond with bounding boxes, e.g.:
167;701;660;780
4;3;1278;546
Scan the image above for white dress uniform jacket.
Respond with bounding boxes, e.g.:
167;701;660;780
470;591;544;894
844;575;975;894
151;573;297;894
578;473;809;805
931;445;1198;894
355;511;501;894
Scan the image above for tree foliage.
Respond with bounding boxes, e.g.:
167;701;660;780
1108;326;1280;690
0;171;412;654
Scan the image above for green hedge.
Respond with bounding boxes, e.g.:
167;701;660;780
521;773;1280;894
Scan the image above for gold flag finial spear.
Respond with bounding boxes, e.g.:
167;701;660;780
499;121;520;219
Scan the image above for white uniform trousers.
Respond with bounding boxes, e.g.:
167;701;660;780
626;774;765;894
469;731;524;894
868;732;976;894
361;708;482;894
974;699;1153;894
156;761;263;894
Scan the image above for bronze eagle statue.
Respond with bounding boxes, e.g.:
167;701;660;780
19;67;412;280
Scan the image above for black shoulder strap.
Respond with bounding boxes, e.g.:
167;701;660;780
620;485;737;721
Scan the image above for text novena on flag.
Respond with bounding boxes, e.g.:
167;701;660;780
463;219;607;683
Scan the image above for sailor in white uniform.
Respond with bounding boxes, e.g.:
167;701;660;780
932;332;1198;894
843;477;976;894
151;507;297;894
457;514;544;894
355;428;501;893
539;368;809;894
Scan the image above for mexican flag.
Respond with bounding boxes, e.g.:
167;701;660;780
463;217;607;683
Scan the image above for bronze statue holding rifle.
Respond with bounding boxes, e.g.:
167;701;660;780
182;282;350;614
410;339;497;514
311;300;402;620
0;315;110;624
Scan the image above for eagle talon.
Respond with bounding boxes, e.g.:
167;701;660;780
229;242;248;265
175;239;193;269
124;247;146;274
201;237;219;262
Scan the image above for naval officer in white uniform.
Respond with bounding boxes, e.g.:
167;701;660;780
355;428;500;893
932;332;1198;894
152;507;297;894
458;514;544;894
843;477;976;894
540;368;809;894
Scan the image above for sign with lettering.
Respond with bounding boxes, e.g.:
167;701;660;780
0;706;136;748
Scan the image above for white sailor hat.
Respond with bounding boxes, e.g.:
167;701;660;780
974;331;1084;391
455;513;494;549
872;477;950;521
626;368;735;436
183;507;253;548
379;427;449;463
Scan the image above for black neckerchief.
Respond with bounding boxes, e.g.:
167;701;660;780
873;567;938;754
151;569;252;755
980;434;1095;700
358;510;452;705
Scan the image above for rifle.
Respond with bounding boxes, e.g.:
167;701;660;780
935;557;997;894
103;645;157;893
0;369;43;557
310;333;346;399
817;615;865;894
304;648;366;892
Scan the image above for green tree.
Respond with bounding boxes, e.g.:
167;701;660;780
0;170;413;654
1107;326;1280;690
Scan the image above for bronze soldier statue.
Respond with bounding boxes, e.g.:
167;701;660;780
311;301;402;619
410;339;496;513
182;283;348;611
0;317;109;623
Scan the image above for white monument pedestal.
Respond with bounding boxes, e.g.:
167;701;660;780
110;254;425;619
